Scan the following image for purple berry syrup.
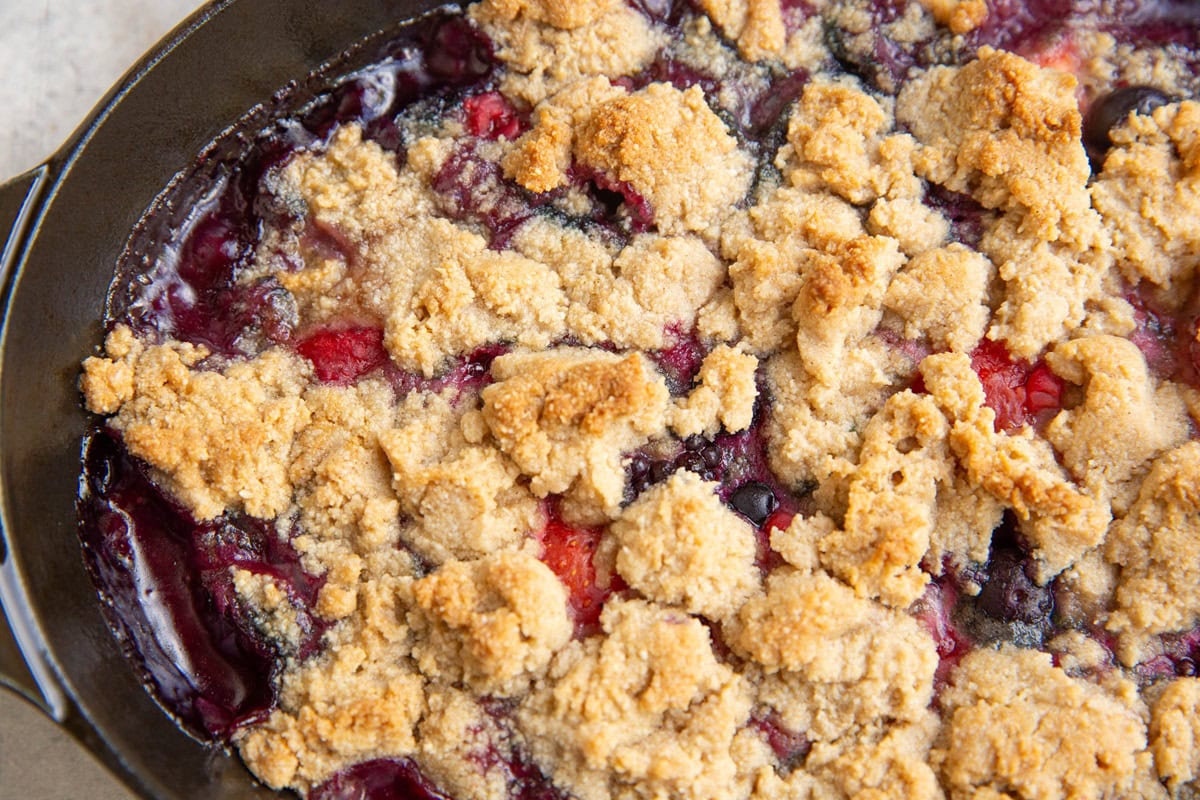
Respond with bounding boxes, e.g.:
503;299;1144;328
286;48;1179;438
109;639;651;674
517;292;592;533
78;429;326;739
80;10;500;745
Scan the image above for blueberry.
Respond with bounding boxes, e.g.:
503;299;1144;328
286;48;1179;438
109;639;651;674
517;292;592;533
977;550;1054;624
700;445;722;470
684;434;707;452
649;460;673;484
1084;86;1173;163
730;482;778;527
1177;657;1197;678
676;451;710;477
630;452;651;476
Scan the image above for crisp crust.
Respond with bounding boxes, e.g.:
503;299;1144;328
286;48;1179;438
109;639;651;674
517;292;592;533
897;47;1091;241
897;48;1112;358
474;0;618;29
784;83;921;205
379;392;540;565
670;344;759;438
921;352;1111;582
482;348;669;517
787;391;951;607
883;244;992;353
1092;101;1200;290
470;1;662;105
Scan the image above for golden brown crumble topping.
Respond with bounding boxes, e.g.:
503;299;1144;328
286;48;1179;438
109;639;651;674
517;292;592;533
80;2;1200;798
935;646;1151;800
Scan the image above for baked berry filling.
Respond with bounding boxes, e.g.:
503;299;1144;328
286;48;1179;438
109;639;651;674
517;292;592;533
78;2;1200;799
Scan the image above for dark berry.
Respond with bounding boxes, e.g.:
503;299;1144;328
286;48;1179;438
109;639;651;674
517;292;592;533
1177;657;1198;678
1084;86;1173;164
752;714;811;771
649;460;674;484
730;482;778;527
701;445;722;470
977;550;1054;624
629;453;651;480
312;759;446;800
423;17;494;84
676;451;710;478
684;434;706;452
646;327;707;396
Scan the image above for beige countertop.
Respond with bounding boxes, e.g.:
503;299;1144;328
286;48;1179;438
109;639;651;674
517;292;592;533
0;2;204;797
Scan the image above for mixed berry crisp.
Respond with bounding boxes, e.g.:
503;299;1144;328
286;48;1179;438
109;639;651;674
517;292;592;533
80;1;1200;798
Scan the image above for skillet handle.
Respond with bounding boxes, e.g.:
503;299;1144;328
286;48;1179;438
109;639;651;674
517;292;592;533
0;165;50;319
0;163;67;719
0;580;58;717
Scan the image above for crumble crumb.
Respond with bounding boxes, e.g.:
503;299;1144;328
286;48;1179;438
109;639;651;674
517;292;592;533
726;186;865;351
1092;101;1200;290
81;326;311;520
474;0;618;29
517;599;755;800
379;391;540;565
921;352;1110;581
606;471;759;619
238;602;427;791
783;83;922;205
935;645;1150;800
883;243;992;353
867;195;950;256
408;552;572;696
470;1;663;105
697;0;786;62
417;688;516;800
1105;442;1200;665
728;569;939;774
482;348;669;517
898;47;1091;243
920;0;987;33
764;341;911;488
1044;335;1190;504
792;235;906;385
233;570;308;650
784;391;951;607
574;83;754;236
670;344;760;438
898;49;1113;358
1151;678;1200;793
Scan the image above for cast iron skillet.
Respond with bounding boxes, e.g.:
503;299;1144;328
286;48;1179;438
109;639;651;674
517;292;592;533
0;0;451;796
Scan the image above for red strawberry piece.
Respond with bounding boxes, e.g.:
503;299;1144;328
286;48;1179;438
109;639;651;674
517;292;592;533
911;580;972;692
970;339;1064;433
464;91;523;140
537;514;622;636
296;326;388;384
755;507;795;572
